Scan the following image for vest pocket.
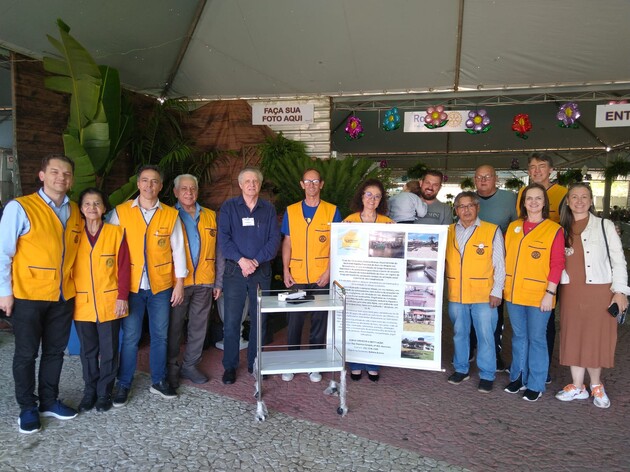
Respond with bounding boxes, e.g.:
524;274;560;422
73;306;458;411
27;266;56;280
521;277;545;292
155;261;173;274
470;277;490;286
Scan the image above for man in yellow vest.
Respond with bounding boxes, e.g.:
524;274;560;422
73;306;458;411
280;168;342;382
167;174;223;387
516;154;567;382
0;155;83;434
108;165;188;406
445;191;505;393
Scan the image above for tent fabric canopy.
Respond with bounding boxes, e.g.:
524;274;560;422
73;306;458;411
1;0;629;174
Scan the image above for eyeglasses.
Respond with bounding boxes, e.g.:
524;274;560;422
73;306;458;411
363;192;382;200
455;203;477;210
302;179;321;185
474;175;494;181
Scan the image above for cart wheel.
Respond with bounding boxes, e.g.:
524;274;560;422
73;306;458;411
337;407;346;415
255;413;267;422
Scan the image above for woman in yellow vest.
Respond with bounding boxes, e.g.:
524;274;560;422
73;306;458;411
344;178;394;382
503;183;565;402
73;188;130;413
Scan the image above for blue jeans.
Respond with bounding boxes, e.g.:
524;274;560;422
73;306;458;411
349;363;379;372
506;302;551;392
222;260;271;371
449;302;497;381
118;288;172;387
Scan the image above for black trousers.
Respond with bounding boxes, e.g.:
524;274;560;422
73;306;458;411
12;297;74;410
75;319;121;398
286;283;328;351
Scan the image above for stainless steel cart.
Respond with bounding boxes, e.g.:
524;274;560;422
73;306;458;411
254;281;347;421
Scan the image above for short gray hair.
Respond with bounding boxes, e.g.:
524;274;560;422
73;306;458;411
174;174;198;189
454;191;480;207
238;167;263;185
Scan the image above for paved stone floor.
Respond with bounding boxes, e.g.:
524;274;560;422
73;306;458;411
0;331;465;472
1;307;629;471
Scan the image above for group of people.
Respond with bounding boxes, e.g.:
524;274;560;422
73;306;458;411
0;152;626;435
445;155;628;409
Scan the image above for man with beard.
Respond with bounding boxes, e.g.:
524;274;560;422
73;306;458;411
415;170;453;225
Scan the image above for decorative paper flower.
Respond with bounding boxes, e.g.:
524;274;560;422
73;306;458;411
512;113;532;139
382;107;401;131
557;102;580;128
345;116;364;140
424;105;448;129
465;109;491;134
379;160;388;168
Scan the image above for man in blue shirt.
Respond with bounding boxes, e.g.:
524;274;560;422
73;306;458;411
167;174;224;388
280;168;342;382
474;164;517;372
0;155;83;434
218;167;281;384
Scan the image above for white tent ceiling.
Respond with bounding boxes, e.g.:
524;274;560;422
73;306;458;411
1;0;630;176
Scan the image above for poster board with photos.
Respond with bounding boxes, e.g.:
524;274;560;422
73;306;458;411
330;222;448;372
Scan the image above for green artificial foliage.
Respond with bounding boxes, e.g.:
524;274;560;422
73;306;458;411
406;162;429;179
43;19;133;203
459;177;475;190
504;177;525;191
259;134;391;217
604;159;630;180
130;98;216;205
556;169;583;186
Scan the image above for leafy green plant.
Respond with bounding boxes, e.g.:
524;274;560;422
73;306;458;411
504;177;525;191
259;133;390;217
130;98;216;205
43;19;133;202
556;169;583;186
406;162;429;179
459;177;475;190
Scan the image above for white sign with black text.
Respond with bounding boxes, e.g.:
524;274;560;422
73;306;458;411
252;102;314;125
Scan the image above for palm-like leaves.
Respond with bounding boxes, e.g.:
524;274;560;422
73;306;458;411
259;134;390;217
43;19;132;201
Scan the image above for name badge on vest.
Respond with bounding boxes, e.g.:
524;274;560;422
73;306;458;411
476;243;485;255
242;217;255;227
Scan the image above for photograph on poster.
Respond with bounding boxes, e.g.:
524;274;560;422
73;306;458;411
404;283;437;307
406;260;439;283
401;333;435;360
407;233;440;259
368;231;405;258
403;308;435;332
404;261;438;284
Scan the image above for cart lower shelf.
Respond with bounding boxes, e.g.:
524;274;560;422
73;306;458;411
259;348;343;375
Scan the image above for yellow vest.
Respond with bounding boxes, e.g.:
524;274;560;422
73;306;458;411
73;224;127;322
343;212;394;223
504;219;561;307
517;184;567;223
287;200;338;284
115;200;178;294
12;193;82;301
445;221;499;303
182;207;218;286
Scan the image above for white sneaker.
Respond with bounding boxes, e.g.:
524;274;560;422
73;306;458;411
555;384;589;402
591;384;611;409
281;373;294;382
309;372;322;383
